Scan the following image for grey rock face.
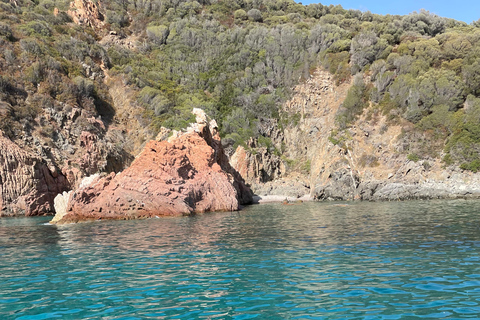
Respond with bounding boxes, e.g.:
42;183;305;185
314;168;359;200
311;179;480;202
251;177;310;198
230;144;285;185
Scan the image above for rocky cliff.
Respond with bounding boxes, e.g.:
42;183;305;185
0;0;152;216
232;69;480;201
50;109;252;224
0;72;147;216
2;0;479;216
0;132;70;216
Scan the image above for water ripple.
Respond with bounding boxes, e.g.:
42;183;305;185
1;200;480;319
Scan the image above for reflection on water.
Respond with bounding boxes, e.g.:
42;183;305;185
1;200;480;319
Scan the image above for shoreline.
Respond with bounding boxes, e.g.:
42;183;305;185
252;194;313;204
3;194;480;219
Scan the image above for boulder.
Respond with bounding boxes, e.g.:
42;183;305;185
51;191;72;223
314;168;360;201
51;109;253;224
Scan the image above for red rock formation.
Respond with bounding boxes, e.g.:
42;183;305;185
67;0;105;30
51;110;252;224
0;132;70;216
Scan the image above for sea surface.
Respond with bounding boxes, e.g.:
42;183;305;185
2;200;480;319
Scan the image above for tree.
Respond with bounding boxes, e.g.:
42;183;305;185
234;9;248;21
247;9;262;22
336;74;367;127
463;56;480;96
404;69;465;122
308;23;347;55
350;31;389;72
146;25;169;45
401;10;447;37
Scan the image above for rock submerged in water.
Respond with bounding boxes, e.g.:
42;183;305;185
51;109;253;224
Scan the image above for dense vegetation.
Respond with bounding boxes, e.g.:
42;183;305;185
1;0;480;170
0;0;112;146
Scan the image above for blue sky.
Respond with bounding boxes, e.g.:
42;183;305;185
300;0;480;24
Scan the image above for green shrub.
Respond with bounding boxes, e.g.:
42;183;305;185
106;10;129;28
0;23;13;41
20;38;42;56
301;159;311;174
24;62;45;86
73;76;94;98
146;25;169;45
20;21;52;37
0;76;12;93
407;153;420;162
460;160;480;172
234;9;247;21
323;51;351;85
422;161;431;170
336;74;368;128
328;135;340;145
247;9;263;22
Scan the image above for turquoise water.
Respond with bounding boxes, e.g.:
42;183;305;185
2;201;480;319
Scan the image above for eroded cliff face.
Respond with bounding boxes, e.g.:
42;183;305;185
104;76;152;157
231;69;351;198
0;71;147;215
230;140;285;185
0;0;152;216
232;69;480;200
50;109;252;224
0;132;70;216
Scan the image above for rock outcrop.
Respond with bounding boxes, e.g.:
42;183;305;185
252;174;311;199
0;132;70;216
0;40;146;218
230;143;285;185
233;68;480;201
51;109;252;224
67;0;105;31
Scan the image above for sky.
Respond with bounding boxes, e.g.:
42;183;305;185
300;0;480;24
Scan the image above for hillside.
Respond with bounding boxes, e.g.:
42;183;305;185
1;0;480;214
241;69;480;201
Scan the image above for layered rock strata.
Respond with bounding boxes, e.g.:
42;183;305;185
0;132;70;216
51;109;252;224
